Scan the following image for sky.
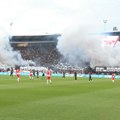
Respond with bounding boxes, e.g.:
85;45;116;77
0;0;120;35
0;0;120;67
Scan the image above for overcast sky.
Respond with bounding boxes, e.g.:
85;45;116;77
0;0;120;35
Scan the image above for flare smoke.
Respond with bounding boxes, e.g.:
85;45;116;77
0;31;27;67
57;25;120;67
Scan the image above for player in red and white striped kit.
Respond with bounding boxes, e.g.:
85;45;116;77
29;70;33;80
111;73;115;83
16;69;20;82
46;68;52;84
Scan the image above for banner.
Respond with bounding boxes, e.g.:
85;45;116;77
1;72;120;78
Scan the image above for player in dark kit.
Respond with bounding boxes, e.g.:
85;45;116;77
10;67;14;76
41;71;45;80
89;72;92;81
63;71;66;78
74;71;77;80
36;70;39;78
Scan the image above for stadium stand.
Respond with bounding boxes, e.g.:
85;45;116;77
10;34;62;67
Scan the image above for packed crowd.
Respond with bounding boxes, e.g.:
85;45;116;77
14;44;62;66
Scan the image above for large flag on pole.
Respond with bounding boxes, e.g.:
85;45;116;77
102;36;120;47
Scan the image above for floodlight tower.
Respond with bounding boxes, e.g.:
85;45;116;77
9;22;13;40
103;20;107;32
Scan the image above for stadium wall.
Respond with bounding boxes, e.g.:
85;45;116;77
1;72;120;78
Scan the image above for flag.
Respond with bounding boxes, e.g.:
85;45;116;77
102;36;119;47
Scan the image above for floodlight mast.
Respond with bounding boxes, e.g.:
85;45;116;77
9;22;13;40
103;20;107;32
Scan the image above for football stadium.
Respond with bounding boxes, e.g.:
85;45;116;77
0;31;120;120
1;0;120;120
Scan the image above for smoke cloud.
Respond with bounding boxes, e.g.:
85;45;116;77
57;24;120;67
0;30;27;67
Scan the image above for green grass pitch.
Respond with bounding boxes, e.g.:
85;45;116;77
0;75;120;120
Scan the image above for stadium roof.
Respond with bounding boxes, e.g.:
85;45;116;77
101;31;120;36
10;34;61;43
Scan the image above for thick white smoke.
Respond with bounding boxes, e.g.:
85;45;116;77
57;24;120;67
0;30;27;67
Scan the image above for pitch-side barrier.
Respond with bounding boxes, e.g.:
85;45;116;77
0;72;120;78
